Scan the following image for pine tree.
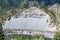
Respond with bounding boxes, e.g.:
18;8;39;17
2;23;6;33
0;23;5;40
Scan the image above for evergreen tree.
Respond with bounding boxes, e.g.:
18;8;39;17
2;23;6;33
0;23;5;40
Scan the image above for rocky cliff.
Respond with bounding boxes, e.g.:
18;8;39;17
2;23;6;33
0;0;59;28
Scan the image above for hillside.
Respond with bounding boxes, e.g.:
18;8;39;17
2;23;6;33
0;0;59;27
0;0;60;9
48;4;60;27
0;0;60;40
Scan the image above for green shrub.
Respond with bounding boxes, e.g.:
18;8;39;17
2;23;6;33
52;32;60;40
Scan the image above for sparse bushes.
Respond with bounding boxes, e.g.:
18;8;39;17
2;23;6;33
31;34;45;40
52;32;60;40
5;34;46;40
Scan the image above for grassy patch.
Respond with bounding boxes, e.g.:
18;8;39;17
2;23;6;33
5;34;52;40
0;10;6;16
